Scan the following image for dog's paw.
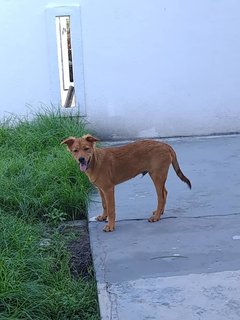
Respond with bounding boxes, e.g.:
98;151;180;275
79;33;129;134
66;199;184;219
96;215;107;222
148;215;160;223
103;224;114;232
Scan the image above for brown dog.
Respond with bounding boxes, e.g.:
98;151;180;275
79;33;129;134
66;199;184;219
61;134;191;232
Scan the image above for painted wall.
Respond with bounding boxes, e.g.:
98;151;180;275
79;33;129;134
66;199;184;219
1;0;47;118
1;0;240;139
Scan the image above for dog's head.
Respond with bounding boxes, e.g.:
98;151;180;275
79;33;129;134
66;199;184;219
61;134;100;172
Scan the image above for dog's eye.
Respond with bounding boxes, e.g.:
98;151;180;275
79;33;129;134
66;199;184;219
83;147;90;151
72;149;78;153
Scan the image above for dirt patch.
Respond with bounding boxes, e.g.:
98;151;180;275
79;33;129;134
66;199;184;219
59;220;93;279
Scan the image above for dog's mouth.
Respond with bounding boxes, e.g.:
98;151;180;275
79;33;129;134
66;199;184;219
80;162;87;172
79;158;91;172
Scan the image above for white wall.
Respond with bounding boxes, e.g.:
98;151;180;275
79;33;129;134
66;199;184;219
82;0;240;139
0;0;50;118
1;0;240;139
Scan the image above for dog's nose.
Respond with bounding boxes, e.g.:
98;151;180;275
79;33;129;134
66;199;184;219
79;157;85;164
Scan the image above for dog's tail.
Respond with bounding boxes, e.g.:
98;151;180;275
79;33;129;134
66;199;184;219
170;147;191;189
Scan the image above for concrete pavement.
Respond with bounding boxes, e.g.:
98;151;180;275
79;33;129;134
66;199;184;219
88;135;240;320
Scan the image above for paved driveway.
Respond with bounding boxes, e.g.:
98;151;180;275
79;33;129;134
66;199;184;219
88;135;240;320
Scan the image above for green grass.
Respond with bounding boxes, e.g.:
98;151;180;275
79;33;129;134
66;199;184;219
0;108;92;221
0;109;100;319
0;211;99;320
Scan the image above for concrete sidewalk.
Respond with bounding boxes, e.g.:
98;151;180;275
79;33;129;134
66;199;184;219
88;135;240;320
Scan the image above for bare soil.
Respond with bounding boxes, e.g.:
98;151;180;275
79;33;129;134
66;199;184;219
60;220;93;279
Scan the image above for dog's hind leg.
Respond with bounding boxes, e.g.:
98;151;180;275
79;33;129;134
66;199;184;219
148;173;168;222
96;189;108;222
151;186;168;218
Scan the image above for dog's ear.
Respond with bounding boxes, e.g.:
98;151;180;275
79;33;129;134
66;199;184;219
83;134;100;144
61;137;76;149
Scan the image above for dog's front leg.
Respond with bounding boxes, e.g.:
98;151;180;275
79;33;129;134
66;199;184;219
96;189;108;222
102;187;115;232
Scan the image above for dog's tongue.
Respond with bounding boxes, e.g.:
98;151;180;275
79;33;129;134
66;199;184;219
80;163;87;172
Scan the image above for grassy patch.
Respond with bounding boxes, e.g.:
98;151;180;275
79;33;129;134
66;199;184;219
0;211;99;319
0;109;92;221
0;109;100;319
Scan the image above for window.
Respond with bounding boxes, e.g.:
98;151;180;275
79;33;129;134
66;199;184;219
56;16;75;107
45;5;86;115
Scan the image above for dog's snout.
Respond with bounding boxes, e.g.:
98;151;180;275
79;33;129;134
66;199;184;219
79;157;85;164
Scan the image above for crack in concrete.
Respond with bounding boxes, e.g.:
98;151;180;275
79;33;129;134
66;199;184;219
89;212;240;224
106;282;119;320
150;255;188;260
